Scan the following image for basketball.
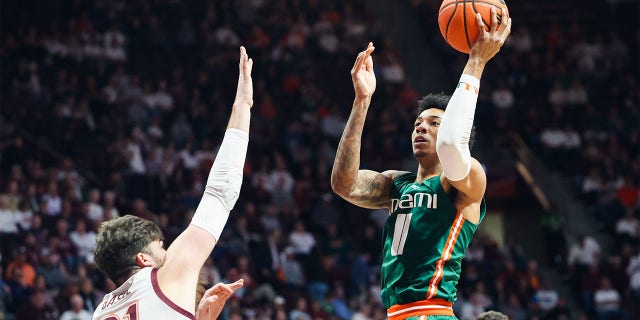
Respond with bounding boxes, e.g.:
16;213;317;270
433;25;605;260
438;0;509;53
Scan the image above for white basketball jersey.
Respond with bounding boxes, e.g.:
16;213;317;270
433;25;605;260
92;267;194;320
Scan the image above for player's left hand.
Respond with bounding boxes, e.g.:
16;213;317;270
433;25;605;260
195;279;244;320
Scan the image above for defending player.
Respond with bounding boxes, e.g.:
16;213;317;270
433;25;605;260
331;9;511;320
92;46;253;320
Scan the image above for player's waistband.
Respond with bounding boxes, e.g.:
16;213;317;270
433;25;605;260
387;298;454;320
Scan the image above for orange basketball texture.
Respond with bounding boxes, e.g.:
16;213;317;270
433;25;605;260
438;0;509;54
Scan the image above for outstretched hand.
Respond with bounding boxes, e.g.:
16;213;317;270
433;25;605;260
351;42;376;100
470;7;511;64
234;46;253;109
195;279;244;320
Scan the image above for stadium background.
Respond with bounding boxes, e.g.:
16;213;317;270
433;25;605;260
0;0;638;319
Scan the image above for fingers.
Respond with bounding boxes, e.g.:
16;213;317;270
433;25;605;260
216;284;234;295
352;42;375;75
228;279;244;291
478;8;511;40
364;42;375;61
475;13;487;35
246;58;253;78
239;46;253;78
496;8;511;41
351;51;365;75
365;55;373;72
205;279;244;297
204;283;230;296
497;8;508;32
491;7;498;31
205;295;219;304
365;42;375;72
239;46;246;66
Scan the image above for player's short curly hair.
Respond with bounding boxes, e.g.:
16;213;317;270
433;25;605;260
477;310;508;320
416;93;477;151
94;215;163;284
417;92;450;114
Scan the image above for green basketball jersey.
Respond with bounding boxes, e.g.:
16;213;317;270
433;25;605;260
380;173;486;308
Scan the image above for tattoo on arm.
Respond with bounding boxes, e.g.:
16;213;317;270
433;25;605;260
350;171;391;209
331;102;367;194
332;100;391;209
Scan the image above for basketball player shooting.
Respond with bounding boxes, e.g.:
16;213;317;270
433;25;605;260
91;46;253;320
331;8;511;320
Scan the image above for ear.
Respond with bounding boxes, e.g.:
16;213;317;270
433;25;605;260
135;253;155;268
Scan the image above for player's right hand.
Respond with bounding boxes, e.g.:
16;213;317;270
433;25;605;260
351;42;376;101
234;46;254;109
195;279;244;320
470;7;511;64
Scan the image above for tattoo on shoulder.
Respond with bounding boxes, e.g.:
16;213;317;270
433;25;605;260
353;174;388;204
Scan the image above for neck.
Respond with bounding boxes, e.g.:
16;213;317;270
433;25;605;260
416;159;442;183
114;267;142;287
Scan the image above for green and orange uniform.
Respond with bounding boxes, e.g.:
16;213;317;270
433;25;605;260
382;173;486;320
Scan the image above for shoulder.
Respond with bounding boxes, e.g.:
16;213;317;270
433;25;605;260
381;170;412;181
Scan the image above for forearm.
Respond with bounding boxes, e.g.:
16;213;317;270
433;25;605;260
191;128;249;241
331;98;370;194
227;103;251;133
462;56;486;79
436;73;479;181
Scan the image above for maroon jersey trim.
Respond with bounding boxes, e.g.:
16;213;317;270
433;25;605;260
151;268;196;319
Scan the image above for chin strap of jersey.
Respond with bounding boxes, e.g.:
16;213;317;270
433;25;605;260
190;128;248;241
436;74;479;181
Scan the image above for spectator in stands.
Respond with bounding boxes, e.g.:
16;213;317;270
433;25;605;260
35;251;68;291
59;293;92;320
615;209;639;244
69;220;96;264
567;235;601;276
6;247;36;288
279;247;305;290
593;277;622;320
533;280;559;315
499;294;526;320
16;290;59;320
289;296;312;320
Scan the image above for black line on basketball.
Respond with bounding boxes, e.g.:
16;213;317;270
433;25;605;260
471;1;504;31
464;2;471;51
445;0;459;44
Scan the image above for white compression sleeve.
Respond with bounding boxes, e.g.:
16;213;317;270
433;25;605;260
436;74;479;181
190;128;248;240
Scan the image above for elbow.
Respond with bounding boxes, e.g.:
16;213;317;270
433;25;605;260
436;143;471;182
330;177;345;197
330;175;350;199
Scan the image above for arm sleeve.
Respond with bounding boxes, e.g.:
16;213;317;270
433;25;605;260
190;128;248;240
436;74;479;181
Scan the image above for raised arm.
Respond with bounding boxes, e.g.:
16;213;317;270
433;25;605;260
158;46;253;313
331;43;400;209
436;8;511;218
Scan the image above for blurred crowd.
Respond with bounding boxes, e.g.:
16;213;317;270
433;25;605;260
1;0;638;320
409;0;639;319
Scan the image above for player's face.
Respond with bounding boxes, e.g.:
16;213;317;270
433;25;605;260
412;108;443;158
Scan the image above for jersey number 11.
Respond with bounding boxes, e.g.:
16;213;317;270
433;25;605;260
391;213;412;256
